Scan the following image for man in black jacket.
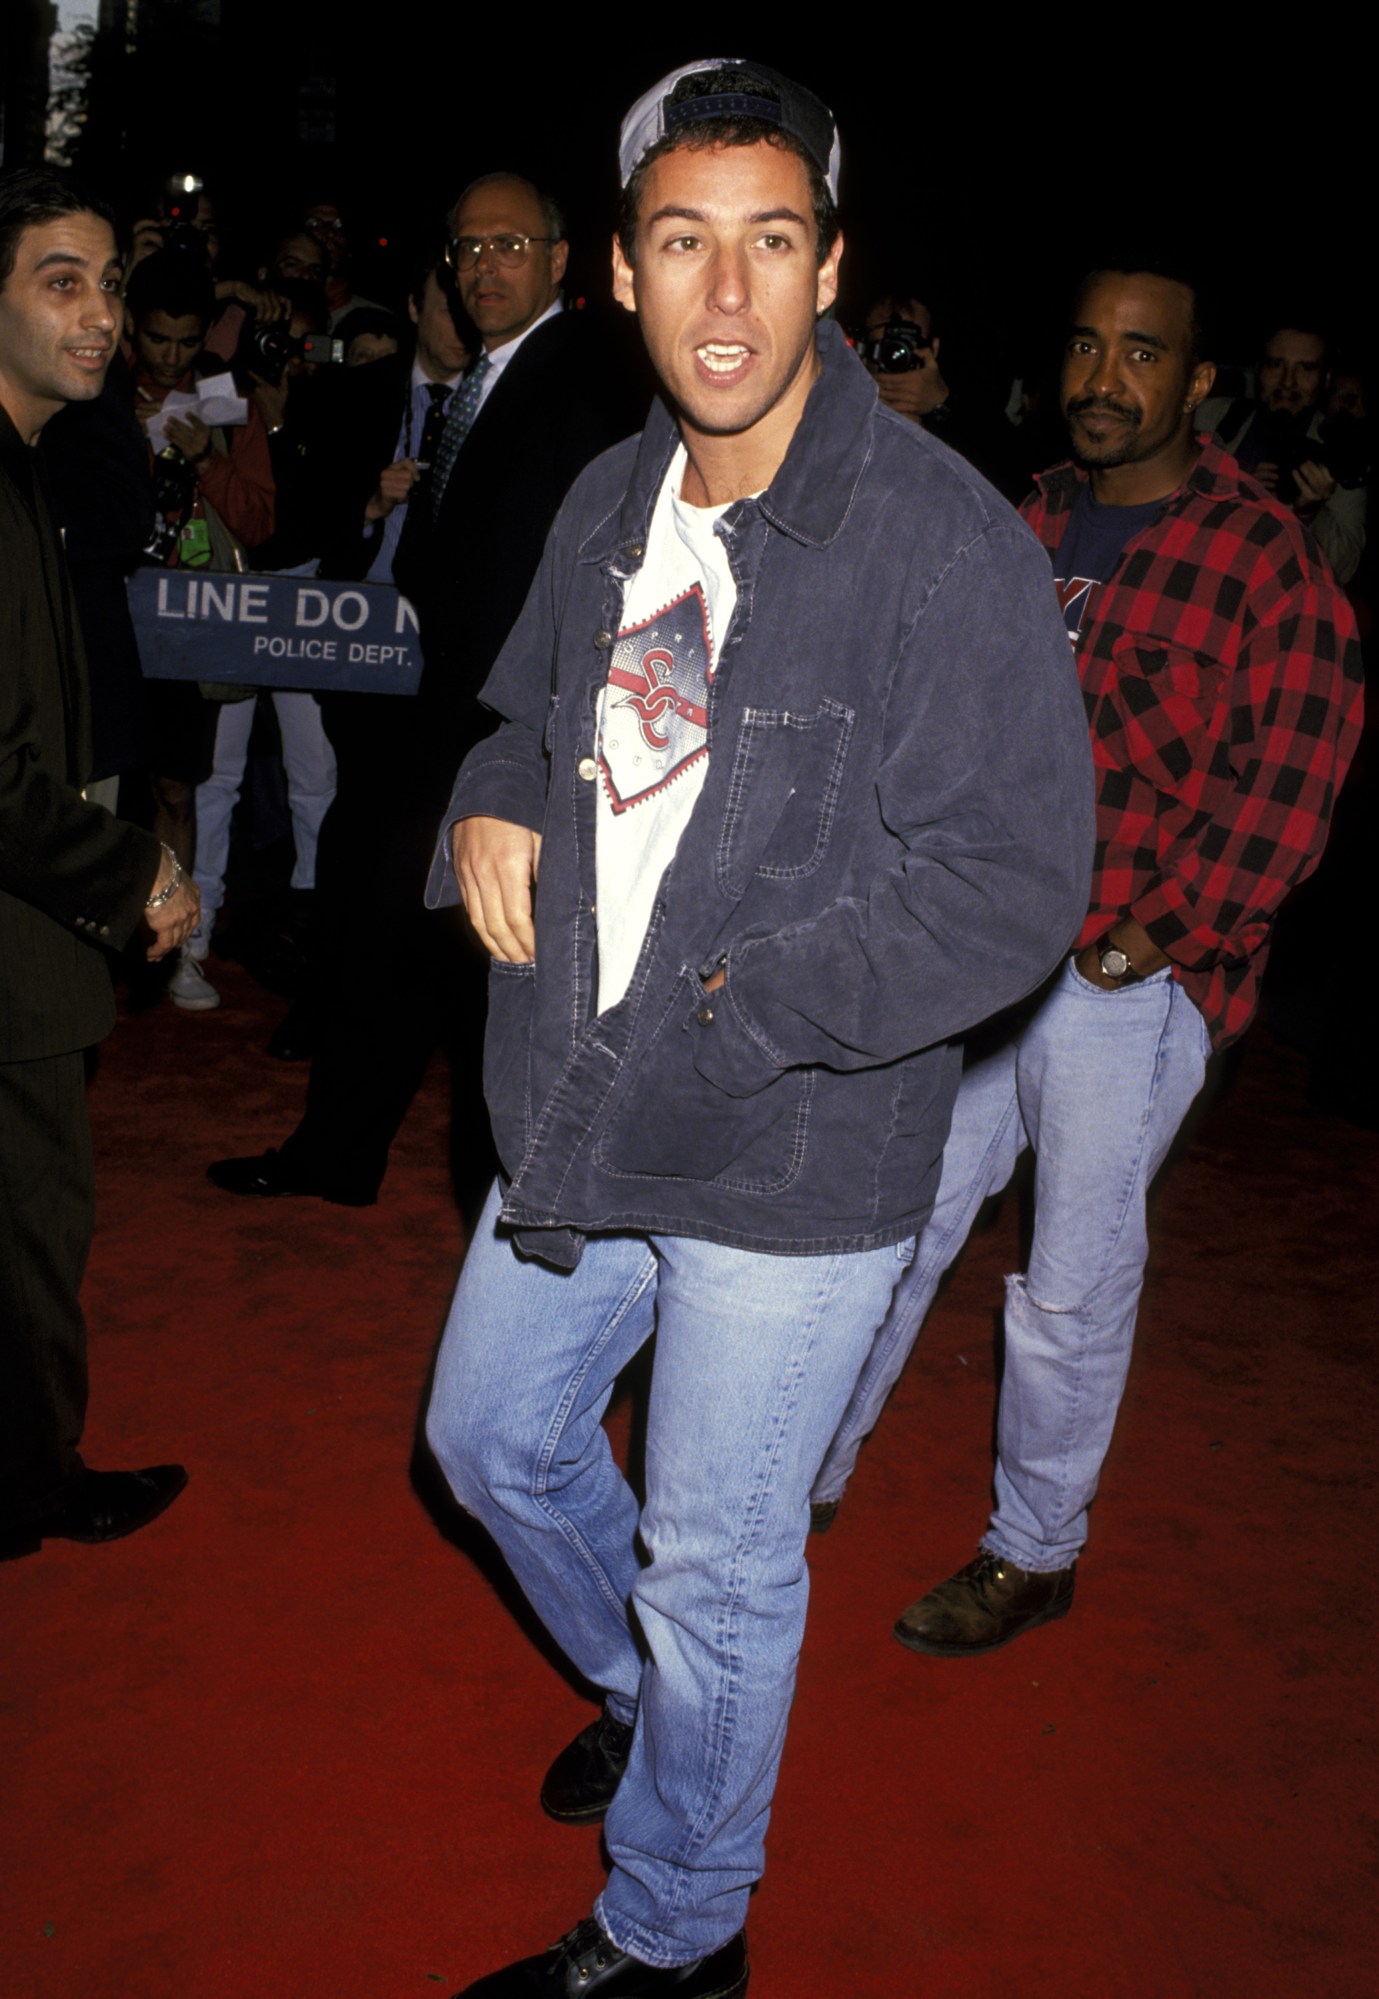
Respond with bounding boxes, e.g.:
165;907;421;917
0;167;199;1562
208;178;630;1207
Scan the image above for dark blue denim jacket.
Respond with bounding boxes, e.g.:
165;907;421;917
430;323;1093;1267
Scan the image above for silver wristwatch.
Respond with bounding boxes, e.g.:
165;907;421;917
1096;935;1136;981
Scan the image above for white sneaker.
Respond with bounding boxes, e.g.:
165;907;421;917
168;946;221;1011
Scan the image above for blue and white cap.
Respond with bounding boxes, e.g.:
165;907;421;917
618;60;841;202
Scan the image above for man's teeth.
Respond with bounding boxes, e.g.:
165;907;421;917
698;344;748;375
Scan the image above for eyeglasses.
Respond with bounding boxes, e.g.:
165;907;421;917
444;233;556;272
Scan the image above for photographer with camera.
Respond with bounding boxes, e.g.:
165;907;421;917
854;292;952;426
854;289;1013;487
1200;317;1367;584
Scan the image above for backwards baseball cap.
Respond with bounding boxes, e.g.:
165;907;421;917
618;60;840;203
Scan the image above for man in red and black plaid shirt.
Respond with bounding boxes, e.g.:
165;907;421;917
813;259;1363;1657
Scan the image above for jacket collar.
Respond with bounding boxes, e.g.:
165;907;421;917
586;317;877;565
1033;432;1245;514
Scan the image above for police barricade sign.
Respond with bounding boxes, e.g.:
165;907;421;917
126;571;423;695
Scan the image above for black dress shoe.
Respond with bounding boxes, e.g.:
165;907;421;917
0;1465;188;1562
453;1918;748;1997
893;1547;1075;1657
206;1148;375;1207
540;1709;635;1825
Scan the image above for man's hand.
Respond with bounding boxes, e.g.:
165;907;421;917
452;816;541;962
215;277;292;325
1293;459;1337;516
165;411;214;470
251;373;290;434
365;458;420;522
873;358;951;427
1253;460;1280;494
143;852;201;962
1073;916;1169;991
128;217;166;268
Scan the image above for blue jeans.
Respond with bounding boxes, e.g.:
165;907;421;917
426;1193;913;1965
812;957;1210;1569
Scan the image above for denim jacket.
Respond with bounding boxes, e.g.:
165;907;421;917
430;322;1094;1267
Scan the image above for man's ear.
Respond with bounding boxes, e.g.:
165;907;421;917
611;235;637;317
1187;358;1216;411
815;231;843;319
551;239;569;289
407;292;421;329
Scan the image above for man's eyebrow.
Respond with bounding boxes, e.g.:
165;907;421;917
1121;328;1170;352
644;205;708;229
642;205;811;231
33;249;90;272
748;207;810;228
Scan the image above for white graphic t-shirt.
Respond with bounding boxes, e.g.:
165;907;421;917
595;443;737;1013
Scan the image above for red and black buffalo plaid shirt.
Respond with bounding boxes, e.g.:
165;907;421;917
1022;438;1364;1047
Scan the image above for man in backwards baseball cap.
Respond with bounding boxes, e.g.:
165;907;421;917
427;58;1090;1998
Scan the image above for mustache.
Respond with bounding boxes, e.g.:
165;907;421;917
1065;395;1141;425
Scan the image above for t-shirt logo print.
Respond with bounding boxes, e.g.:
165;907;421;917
599;585;712;815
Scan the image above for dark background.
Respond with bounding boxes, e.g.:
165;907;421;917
8;9;1375;398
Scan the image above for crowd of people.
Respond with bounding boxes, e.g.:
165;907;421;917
0;52;1370;1999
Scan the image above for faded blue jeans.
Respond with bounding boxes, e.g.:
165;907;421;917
426;1189;914;1966
812;956;1210;1570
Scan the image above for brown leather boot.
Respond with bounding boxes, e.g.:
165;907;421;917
893;1548;1075;1657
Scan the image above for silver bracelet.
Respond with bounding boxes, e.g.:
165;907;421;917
145;844;183;909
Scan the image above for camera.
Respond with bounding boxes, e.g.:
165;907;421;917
854;317;932;374
1254;409;1370;506
235;319;344;386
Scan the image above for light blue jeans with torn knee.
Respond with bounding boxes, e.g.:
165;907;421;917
812;955;1210;1570
426;1191;914;1965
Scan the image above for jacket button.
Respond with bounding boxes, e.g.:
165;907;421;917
99;925;111;937
623;544;645;561
696;1005;714;1027
577;757;597;781
593;629;613;649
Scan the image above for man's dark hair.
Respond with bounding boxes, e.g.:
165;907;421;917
336;304;401;350
449;173;566;248
617;68;839;269
1073;254;1212;366
124;249;216;329
0;165;116;291
1260;314;1332;360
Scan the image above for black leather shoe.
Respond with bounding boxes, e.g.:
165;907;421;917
540;1709;635;1825
206;1148;375;1207
893;1547;1075;1657
453;1918;748;1997
0;1465;188;1562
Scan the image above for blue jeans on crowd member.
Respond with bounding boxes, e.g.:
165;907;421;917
426;1188;914;1967
812;956;1211;1571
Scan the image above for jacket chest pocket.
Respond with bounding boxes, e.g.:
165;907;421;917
715;698;855;901
1088;638;1231;808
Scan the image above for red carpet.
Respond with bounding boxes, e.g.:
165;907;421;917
2;962;1375;1998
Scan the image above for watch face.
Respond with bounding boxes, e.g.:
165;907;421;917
1100;945;1132;979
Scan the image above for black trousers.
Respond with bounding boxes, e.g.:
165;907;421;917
0;1049;93;1521
276;698;493;1204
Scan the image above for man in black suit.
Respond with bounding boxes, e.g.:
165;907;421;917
0;167;199;1562
209;178;630;1206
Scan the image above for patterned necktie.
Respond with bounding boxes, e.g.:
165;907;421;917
413;380;453;509
429;351;491;516
417;380;453;467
